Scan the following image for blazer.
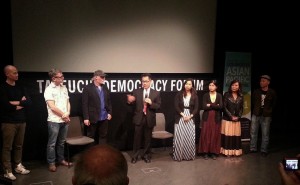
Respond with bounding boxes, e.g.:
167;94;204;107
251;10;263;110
222;92;243;121
82;83;112;123
131;88;161;128
202;92;223;124
174;91;199;124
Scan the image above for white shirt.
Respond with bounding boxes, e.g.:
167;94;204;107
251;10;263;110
44;82;69;123
144;88;150;99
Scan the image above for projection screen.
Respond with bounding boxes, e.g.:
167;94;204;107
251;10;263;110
11;0;216;73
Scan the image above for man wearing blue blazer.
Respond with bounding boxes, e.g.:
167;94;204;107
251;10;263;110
82;70;112;145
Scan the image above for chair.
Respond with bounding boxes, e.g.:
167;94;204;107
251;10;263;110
65;116;94;167
152;113;173;150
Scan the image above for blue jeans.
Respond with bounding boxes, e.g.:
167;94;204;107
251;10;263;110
47;122;68;164
250;115;271;153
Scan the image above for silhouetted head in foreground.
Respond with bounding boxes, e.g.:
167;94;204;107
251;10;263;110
72;144;129;185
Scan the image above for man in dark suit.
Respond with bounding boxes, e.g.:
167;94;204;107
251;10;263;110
127;73;161;163
82;70;112;145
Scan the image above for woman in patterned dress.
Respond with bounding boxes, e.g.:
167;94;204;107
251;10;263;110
173;78;199;161
220;79;244;156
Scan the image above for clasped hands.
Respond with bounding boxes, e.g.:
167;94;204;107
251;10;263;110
62;112;70;123
180;112;192;122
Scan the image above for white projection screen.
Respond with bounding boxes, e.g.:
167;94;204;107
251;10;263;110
11;0;216;73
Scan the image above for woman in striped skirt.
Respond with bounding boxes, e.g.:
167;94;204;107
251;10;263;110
220;79;244;156
173;78;199;161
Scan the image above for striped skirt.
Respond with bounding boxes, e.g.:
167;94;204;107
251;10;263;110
173;115;195;161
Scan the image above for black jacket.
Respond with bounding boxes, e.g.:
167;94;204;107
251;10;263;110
252;88;277;117
202;92;223;124
82;83;112;123
174;91;199;124
222;92;243;121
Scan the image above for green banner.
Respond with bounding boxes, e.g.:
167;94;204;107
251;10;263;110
223;52;251;120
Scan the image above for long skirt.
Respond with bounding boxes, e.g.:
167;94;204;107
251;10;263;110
220;120;242;156
173;118;195;161
198;110;221;154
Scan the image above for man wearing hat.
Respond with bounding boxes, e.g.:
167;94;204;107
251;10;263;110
82;70;112;145
250;75;277;157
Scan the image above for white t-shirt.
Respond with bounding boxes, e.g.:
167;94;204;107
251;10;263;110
44;82;69;123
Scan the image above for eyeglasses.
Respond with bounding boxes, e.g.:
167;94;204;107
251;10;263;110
54;75;64;79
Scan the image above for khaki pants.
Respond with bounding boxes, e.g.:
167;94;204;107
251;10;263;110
1;123;26;173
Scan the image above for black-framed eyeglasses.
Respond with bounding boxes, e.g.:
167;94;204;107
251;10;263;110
54;75;64;79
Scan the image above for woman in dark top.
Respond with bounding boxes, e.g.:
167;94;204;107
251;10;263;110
173;78;199;161
198;80;223;160
220;79;244;156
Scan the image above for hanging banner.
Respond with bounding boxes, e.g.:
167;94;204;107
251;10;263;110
223;52;251;140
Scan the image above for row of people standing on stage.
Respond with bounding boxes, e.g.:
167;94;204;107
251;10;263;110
172;76;276;161
0;66;114;180
0;65;276;181
172;79;243;161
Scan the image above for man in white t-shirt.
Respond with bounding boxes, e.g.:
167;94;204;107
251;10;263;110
44;68;71;172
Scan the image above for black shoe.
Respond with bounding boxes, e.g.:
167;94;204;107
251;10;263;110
248;150;258;154
211;154;217;160
261;152;268;157
203;154;208;160
131;158;137;164
142;157;151;163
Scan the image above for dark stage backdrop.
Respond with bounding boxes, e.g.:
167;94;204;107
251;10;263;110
20;72;215;161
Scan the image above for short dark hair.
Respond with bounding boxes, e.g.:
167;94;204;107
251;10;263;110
141;73;152;80
73;144;128;185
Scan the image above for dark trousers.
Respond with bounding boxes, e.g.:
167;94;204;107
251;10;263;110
86;120;108;145
132;116;153;159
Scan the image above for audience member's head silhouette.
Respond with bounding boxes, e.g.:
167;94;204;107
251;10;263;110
72;144;129;185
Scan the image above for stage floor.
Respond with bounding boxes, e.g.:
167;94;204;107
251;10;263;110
4;139;299;185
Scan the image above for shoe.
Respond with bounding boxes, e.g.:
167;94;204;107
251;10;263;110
203;154;208;160
4;172;16;181
211;154;217;160
48;164;57;172
131;158;137;164
261;152;268;157
15;163;30;174
60;160;73;167
142;157;151;163
249;150;257;154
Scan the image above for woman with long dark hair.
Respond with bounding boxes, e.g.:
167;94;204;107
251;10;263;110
173;78;199;161
220;79;244;156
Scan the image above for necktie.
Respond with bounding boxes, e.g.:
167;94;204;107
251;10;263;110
143;92;148;115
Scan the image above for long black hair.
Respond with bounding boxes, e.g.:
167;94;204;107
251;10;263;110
181;78;197;97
